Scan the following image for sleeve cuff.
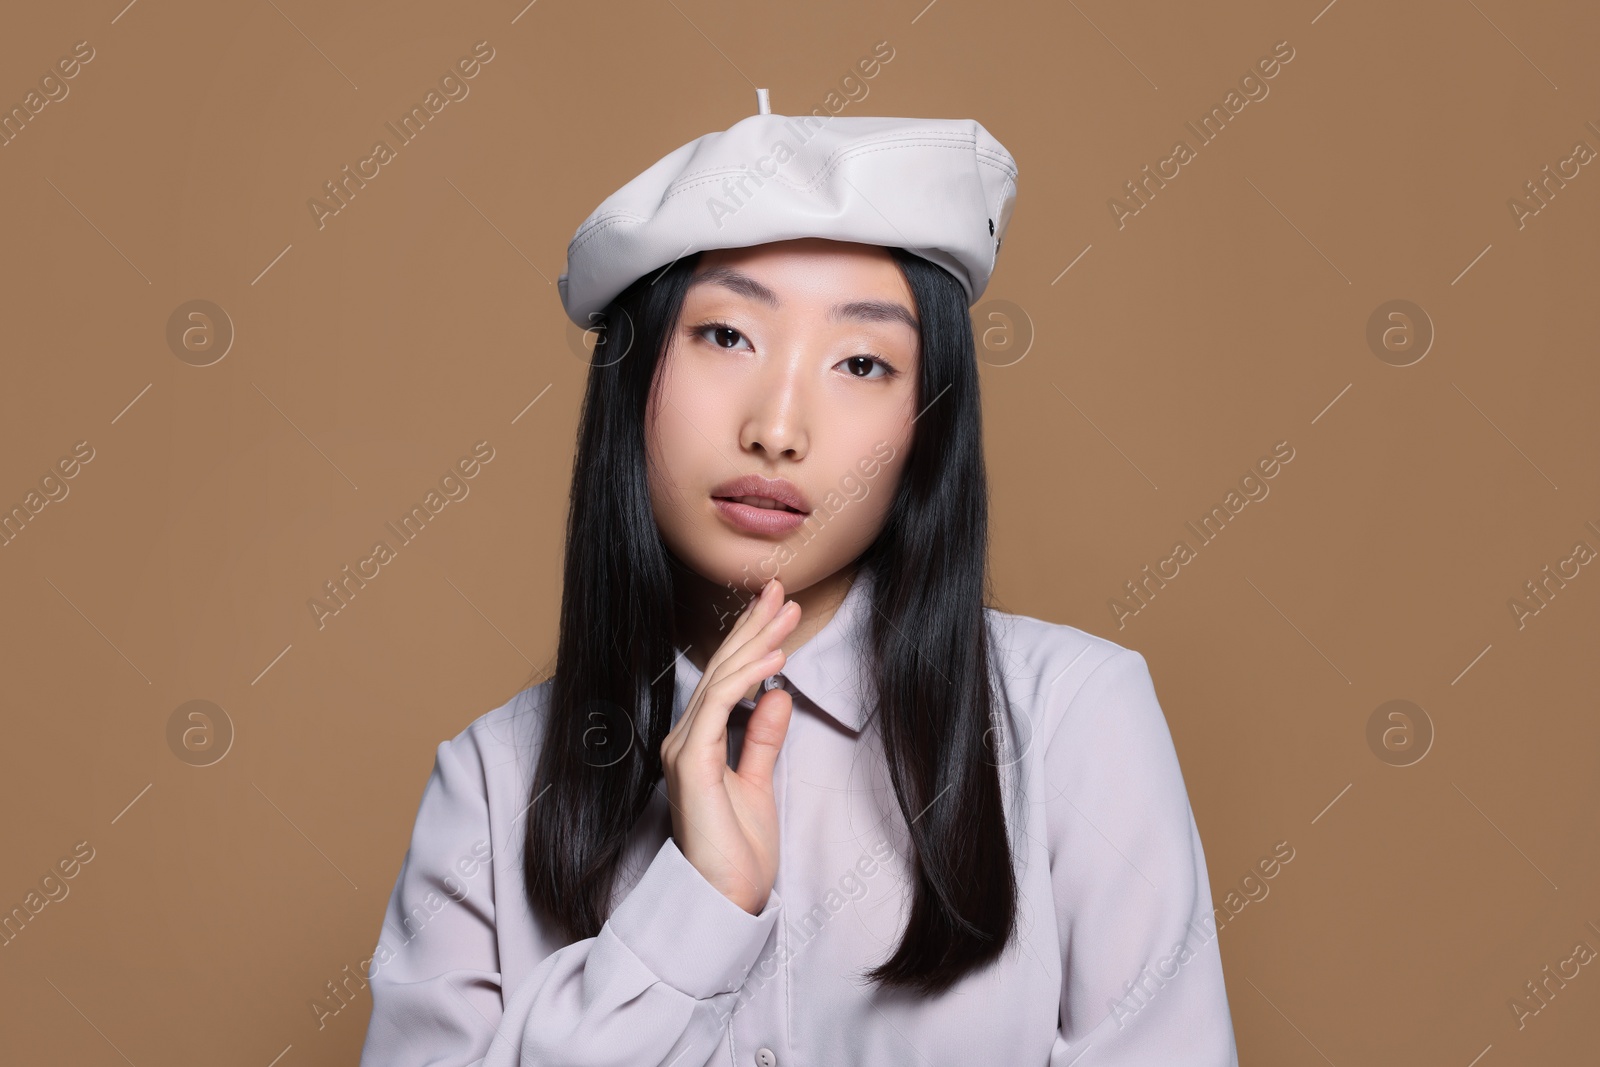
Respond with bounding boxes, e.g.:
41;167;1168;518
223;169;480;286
606;836;783;999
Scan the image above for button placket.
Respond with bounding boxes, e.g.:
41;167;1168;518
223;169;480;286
753;676;785;1067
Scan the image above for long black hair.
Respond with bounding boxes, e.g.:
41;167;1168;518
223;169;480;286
521;244;1017;996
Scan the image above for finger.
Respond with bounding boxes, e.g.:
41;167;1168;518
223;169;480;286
735;686;792;792
683;644;789;753
714;595;803;682
672;590;796;752
703;578;784;678
665;587;770;755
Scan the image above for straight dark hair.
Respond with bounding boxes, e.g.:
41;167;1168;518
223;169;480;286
521;245;1017;996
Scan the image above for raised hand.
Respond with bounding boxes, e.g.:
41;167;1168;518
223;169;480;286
660;578;800;914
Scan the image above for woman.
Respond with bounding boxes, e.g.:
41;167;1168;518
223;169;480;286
359;97;1239;1066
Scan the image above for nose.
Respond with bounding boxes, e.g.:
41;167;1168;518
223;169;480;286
740;356;808;460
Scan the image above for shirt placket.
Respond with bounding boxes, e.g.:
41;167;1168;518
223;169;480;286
730;671;792;1067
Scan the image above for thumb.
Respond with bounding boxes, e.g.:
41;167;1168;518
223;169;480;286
736;686;793;791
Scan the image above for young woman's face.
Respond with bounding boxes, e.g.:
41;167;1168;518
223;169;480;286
645;237;919;600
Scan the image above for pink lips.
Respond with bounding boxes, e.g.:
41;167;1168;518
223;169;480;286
710;473;812;536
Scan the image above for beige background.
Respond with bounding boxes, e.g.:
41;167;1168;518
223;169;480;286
2;0;1597;1063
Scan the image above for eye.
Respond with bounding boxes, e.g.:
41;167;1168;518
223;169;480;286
690;321;751;351
839;354;898;380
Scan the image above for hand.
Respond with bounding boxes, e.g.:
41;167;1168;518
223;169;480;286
660;578;800;915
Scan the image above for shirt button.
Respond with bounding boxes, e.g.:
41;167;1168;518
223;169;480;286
762;673;786;692
755;1049;777;1067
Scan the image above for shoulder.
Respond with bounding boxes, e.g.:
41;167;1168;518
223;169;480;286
428;678;555;804
982;603;1161;755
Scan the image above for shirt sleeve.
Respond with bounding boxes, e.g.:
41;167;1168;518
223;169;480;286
358;731;785;1067
1042;648;1239;1066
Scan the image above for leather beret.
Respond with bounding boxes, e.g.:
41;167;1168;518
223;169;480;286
557;89;1019;328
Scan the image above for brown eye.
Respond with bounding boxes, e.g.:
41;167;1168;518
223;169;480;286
841;354;892;380
693;322;750;350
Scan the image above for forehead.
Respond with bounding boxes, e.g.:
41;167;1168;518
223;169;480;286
686;239;918;333
691;239;909;298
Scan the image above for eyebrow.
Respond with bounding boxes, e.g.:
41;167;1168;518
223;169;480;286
688;265;919;335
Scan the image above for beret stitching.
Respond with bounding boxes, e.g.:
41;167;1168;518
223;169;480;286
664;135;985;204
659;128;978;193
567;210;651;256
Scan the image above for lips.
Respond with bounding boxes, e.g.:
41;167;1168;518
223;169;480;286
726;495;803;513
710;473;811;514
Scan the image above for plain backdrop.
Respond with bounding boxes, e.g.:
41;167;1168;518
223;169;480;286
1;1;1596;1064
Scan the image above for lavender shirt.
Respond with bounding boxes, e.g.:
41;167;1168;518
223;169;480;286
358;566;1239;1065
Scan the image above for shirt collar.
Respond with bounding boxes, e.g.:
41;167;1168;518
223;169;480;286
672;565;877;737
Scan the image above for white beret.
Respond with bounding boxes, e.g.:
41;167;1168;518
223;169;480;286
557;89;1019;328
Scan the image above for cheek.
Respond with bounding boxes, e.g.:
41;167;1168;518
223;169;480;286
645;361;719;510
816;425;910;536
